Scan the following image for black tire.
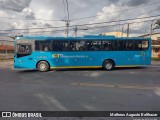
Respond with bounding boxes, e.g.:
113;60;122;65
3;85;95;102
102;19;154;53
103;60;114;71
37;61;49;72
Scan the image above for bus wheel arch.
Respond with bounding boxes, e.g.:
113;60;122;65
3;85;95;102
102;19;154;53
102;59;115;71
36;60;50;72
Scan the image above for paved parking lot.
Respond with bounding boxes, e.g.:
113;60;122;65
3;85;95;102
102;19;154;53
0;61;160;119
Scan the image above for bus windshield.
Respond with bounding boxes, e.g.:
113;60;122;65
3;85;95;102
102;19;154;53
17;44;32;54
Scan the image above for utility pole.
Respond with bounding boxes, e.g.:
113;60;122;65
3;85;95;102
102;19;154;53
74;26;78;37
66;0;70;37
150;20;154;38
121;25;124;37
65;20;69;37
127;23;129;37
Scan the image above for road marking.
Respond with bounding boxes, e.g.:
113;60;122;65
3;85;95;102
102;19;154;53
71;82;160;90
34;94;67;111
47;96;67;111
129;71;138;74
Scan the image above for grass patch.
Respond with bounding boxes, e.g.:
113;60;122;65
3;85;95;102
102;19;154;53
152;57;160;61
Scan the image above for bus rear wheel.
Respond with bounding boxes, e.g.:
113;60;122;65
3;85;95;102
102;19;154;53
37;61;49;72
103;60;114;71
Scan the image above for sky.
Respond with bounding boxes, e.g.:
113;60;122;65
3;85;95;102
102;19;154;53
0;0;160;37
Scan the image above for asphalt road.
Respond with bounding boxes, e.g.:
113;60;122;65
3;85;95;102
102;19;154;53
0;61;160;119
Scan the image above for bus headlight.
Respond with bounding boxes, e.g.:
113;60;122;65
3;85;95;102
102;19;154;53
19;60;23;64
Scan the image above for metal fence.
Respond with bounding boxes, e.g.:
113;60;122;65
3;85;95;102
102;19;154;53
0;40;14;60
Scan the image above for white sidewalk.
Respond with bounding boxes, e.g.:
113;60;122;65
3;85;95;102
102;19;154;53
0;61;14;69
151;61;160;65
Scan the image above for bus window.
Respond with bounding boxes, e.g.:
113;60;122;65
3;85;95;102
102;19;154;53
103;41;117;51
86;41;102;51
70;41;76;51
126;40;133;50
70;41;85;51
134;40;148;50
35;41;51;51
142;40;148;50
134;41;142;50
35;41;39;51
118;40;133;51
118;41;126;51
17;44;32;54
17;44;32;58
52;41;69;51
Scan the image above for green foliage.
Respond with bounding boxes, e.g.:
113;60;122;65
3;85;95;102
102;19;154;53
152;57;160;61
154;19;160;30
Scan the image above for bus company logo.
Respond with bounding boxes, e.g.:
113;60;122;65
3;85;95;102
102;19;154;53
52;54;58;58
52;54;63;58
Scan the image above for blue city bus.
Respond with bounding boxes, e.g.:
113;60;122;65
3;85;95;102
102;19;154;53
14;35;151;72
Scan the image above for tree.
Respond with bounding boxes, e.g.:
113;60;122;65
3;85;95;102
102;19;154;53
153;19;160;30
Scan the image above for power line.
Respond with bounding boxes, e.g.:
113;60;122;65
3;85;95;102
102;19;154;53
22;18;160;34
72;14;160;27
70;1;160;21
0;26;66;32
0;17;158;35
80;18;157;30
0;13;160;32
0;16;63;22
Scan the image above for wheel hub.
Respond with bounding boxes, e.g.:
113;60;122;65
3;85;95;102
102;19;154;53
40;63;46;70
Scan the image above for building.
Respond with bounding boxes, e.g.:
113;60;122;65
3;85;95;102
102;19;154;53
0;45;14;51
0;36;14;51
140;33;160;58
99;31;127;37
0;36;14;59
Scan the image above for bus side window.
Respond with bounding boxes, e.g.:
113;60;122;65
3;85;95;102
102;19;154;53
134;40;148;51
126;40;133;50
119;40;133;51
70;41;85;51
63;41;69;51
87;41;101;51
70;41;76;51
35;41;39;50
76;41;85;51
103;41;117;51
103;41;110;50
52;41;69;51
134;41;142;50
36;41;51;51
86;41;92;51
111;41;117;50
142;40;148;50
53;41;61;51
118;41;126;51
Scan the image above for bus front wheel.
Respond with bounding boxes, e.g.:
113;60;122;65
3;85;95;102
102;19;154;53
103;60;114;71
37;61;49;72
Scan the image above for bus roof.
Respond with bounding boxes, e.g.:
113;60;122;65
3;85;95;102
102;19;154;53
15;35;150;41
